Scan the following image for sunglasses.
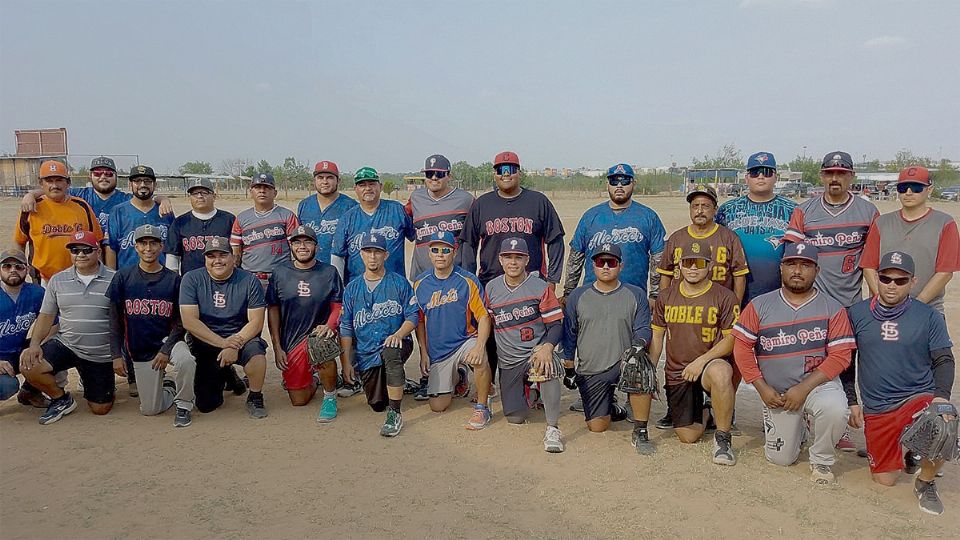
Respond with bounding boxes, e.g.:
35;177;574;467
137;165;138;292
425;171;448;180
495;164;519;176
430;246;453;254
130;178;155;184
69;246;95;255
608;175;633;186
747;168;776;178
1;263;27;271
878;274;911;286
189;190;213;198
895;183;926;194
680;258;707;269
91;170;116;178
593;257;620;269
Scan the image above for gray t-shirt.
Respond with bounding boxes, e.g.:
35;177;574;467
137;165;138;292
561;282;652;375
40;264;116;363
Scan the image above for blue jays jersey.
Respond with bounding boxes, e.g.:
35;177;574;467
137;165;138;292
106;201;174;268
715;195;797;304
70;187;131;231
0;283;45;361
570;201;666;291
332;200;414;285
297;193;358;264
413;267;487;364
340;271;420;371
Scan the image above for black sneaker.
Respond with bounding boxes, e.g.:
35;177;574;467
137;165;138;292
655;413;673;430
413;376;430;401
632;427;656;455
915;479;944;515
224;367;247;396
173;407;192;428
39;393;77;425
712;430;736;466
611;403;628;422
17;388;50;408
904;450;921;475
246;393;268;419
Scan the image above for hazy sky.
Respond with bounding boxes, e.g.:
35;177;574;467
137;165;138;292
2;0;957;174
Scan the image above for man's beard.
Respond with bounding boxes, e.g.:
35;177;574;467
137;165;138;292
784;281;813;294
133;191;153;201
93;184;116;195
1;274;24;287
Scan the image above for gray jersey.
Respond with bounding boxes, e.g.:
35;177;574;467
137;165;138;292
561;283;652;375
40;264;116;363
485;273;563;368
406;187;475;279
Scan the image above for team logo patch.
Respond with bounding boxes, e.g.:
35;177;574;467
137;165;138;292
880;321;899;341
213;291;226;309
691;242;701;254
795;244;806;254
832;154;842;160
756;154;768;163
890;252;903;264
602;243;611;251
297;280;311;297
511;239;518;250
429;157;436;167
614;164;626;174
74;232;84;240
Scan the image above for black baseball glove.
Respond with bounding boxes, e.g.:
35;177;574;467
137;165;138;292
616;344;659;397
307;333;341;368
899;401;959;462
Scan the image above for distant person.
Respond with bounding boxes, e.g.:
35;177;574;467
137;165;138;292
296;160;357;265
230;173;300;289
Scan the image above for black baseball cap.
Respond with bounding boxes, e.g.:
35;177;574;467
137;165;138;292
288;225;318;243
251;172;276;187
878;251;915;275
129;165;156;180
90;156;116;171
187;178;215;193
591;243;622;261
821;151;854;172
204;236;231;254
680;241;712;262
424;154;451;172
133;224;163;242
686;185;718;205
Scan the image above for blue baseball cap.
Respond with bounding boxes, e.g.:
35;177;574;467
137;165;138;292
360;233;387;251
427;231;456;248
782;242;818;264
878;251;915;275
251;172;275;187
606;163;635;178
499;237;529;256
746;152;777;171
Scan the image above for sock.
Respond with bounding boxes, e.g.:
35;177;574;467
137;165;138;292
323;390;336;399
636;420;648;429
389;399;402;412
248;391;263;400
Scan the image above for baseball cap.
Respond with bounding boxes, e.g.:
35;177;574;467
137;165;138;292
360;233;387;251
680;241;712;261
90;156;117;171
354;167;380;183
251;172;275;187
499;237;529;256
186;178;215;193
428;231;456;248
591;242;622;261
203;236;231;254
424;154;451;172
746;152;777;171
65;231;99;249
133;224;163;242
39;160;69;180
314;161;340;177
129;165;156;180
288;225;318;243
878;251;915;275
494;151;520;167
897;166;931;186
606;163;635;179
782;242;819;264
821;151;854;172
686;185;718;205
0;249;28;264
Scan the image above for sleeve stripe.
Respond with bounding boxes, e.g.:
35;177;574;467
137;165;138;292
732;324;756;341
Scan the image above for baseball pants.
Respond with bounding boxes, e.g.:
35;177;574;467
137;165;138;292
132;341;197;415
761;379;849;467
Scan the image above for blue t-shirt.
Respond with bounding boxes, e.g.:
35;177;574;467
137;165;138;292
70;186;131;231
297;193;358;265
715;195;796;304
106;266;181;362
848;298;953;414
570;201;665;291
332;200;414;285
413;267;487;364
106;201;175;269
339;271;419;372
0;283;45;361
179;268;266;338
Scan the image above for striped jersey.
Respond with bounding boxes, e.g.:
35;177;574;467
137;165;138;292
106;201;174;268
413;267;487;364
733;289;856;393
784;195;878;307
405;187;475;279
657;224;749;293
340;271;420;372
296;193;358;265
485;273;563;368
40;264;116;363
332;200;414;285
230;206;300;274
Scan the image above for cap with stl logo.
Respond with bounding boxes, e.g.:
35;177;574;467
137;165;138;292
878;251;915;275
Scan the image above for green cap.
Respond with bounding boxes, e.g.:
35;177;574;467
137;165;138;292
354;166;380;183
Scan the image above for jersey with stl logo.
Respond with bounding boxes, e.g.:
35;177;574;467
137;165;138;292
179;268;265;338
405;187;475;280
164;209;236;275
230;206;300;274
485;273;562;369
657;224;749;293
297;193;358;265
340;271;420;372
266;262;343;351
848;298;952;414
70;186;131;231
413;266;487;364
332;200;414;285
105;201;174;269
106;266;181;362
783;196;878;307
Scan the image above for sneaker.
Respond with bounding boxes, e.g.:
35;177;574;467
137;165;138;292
915;479;944;515
655;414;673;430
245;394;268;419
337;379;363;398
713;430;736;466
414;376;430;401
836;430;857;452
224;367;246;396
904;450;921;475
454;366;470;398
465;403;491;431
17;388;50;408
543;426;564;453
128;381;139;398
39;393;77;425
810;464;834;485
569;398;584;412
729;422;742;437
380;409;403;437
403;378;420;394
632;427;656;455
173;407;192;428
611;403;628;422
316;395;337;423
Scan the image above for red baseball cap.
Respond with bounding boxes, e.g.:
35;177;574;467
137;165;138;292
897;166;931;186
313;161;340;177
65;230;100;249
494;151;520;167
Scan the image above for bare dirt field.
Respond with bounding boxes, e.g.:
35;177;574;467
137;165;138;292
0;192;957;539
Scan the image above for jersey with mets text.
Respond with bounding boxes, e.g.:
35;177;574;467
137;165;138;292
179;268;265;338
266;262;343;351
230;206;300;274
784;196;878;307
657;224;749;293
0;283;45;361
69;187;131;231
106;266;182;362
332;200;414;285
297;193;358;265
106;201;174;269
406;187;475;280
340;271;420;372
164;209;236;275
485;273;563;369
413;267;487;364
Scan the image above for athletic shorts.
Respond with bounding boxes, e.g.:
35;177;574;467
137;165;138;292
574;361;620;421
428;338;477;396
666;358;727;428
359;342;413;412
41;339;115;404
281;338;315;391
190;337;267;413
864;394;933;474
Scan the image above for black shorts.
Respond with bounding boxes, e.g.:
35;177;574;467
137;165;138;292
575;361;620;421
189;337;267;413
667;379;707;428
42;339;115;404
359;365;388;412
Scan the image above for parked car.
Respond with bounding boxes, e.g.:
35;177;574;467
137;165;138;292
939;185;960;201
775;182;811;198
808;186;825;198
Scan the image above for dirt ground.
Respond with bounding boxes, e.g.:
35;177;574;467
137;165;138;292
0;192;957;539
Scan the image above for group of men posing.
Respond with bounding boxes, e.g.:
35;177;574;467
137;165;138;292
1;149;956;514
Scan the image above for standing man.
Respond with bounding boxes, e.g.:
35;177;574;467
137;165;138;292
716;151;797;305
332;166;414;286
339;234;420;437
179;237;269;418
733;243;855;484
861;166;960;314
846;251;955;515
0;249;50;407
165;178;237;275
266;226;343;418
296;160;358;265
485;237;565;452
105;165;175;269
230;172;300;289
106;225;196;427
19;231;117;424
413;231;494;431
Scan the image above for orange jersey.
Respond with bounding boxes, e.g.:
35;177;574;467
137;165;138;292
15;195;103;280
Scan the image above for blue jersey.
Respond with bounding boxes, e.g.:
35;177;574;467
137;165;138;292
106;201;175;269
413;267;487;364
70;187;131;231
179;268;266;338
715;195;796;304
106;266;182;363
297;193;358;265
340;271;420;372
848;298;953;414
0;283;45;361
570;201;666;291
332;200;414;285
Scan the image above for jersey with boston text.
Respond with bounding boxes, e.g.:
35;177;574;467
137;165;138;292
340;271;420;372
179;268;265;338
69;187;131;231
406;187;475;280
413;267;487;364
297;193;358;265
266;262;343;351
230;206;300;274
332;200;414;285
657;224;748;293
106;266;181;363
106;201;174;269
164;209;236;275
485;273;563;369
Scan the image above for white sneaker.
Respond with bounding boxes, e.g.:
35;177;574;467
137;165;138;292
543;426;564;453
810;463;834;485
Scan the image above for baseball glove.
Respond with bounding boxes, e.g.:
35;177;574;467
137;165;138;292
616;344;659;397
306;333;341;368
528;349;565;383
899;401;959;462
